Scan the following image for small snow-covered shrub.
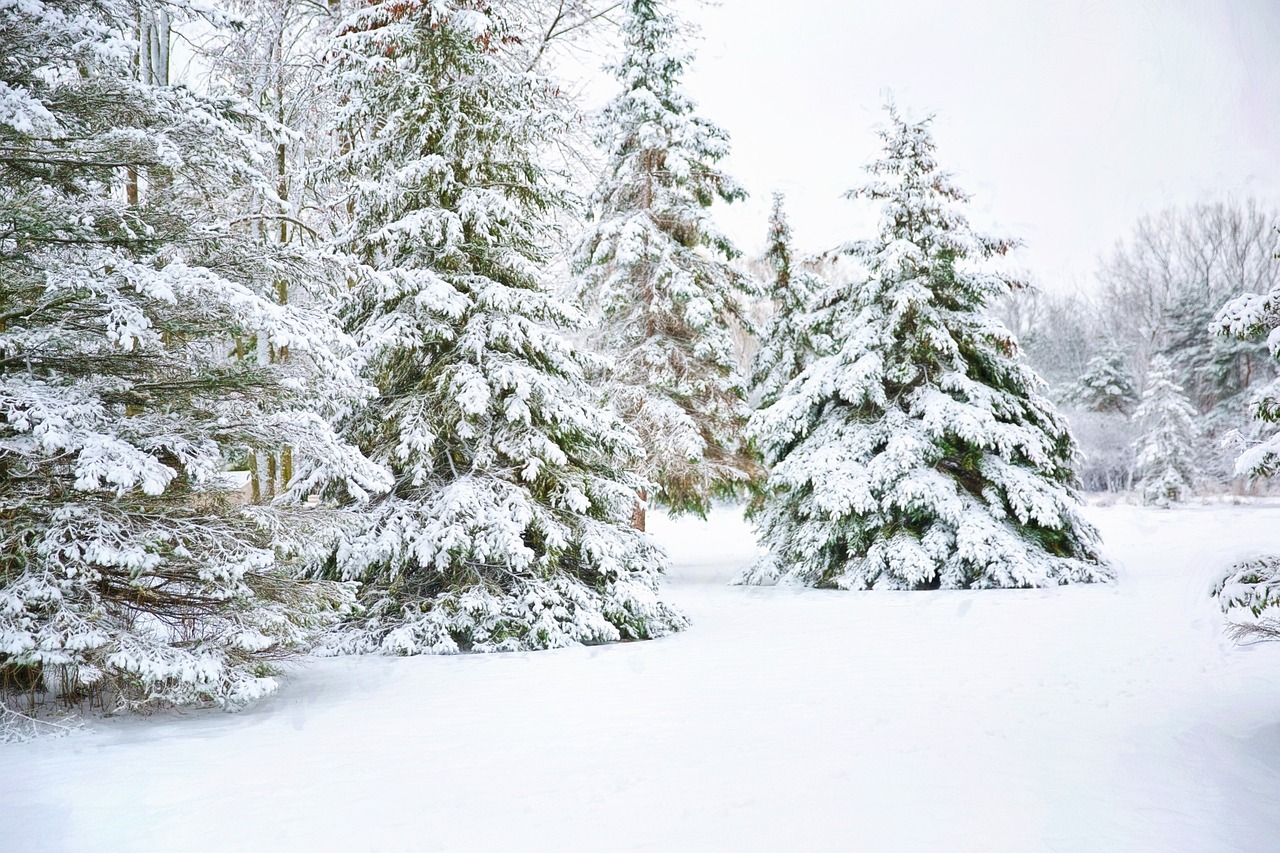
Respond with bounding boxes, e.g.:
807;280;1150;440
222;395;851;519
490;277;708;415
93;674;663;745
0;702;83;744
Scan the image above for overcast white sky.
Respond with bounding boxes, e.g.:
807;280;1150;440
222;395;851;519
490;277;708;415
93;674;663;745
653;0;1280;293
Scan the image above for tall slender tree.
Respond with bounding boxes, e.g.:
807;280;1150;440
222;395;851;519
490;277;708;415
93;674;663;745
0;0;387;711
1131;355;1198;507
574;0;758;527
749;193;829;409
739;107;1112;589
320;0;686;654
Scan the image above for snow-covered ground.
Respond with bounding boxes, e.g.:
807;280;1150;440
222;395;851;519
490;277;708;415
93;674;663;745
5;505;1280;852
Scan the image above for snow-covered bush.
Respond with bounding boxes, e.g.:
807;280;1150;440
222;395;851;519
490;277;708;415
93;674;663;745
0;0;386;712
573;0;759;521
318;0;686;654
739;106;1112;589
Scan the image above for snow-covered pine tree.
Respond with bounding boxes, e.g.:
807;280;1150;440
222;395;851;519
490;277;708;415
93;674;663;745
1131;355;1198;506
750;193;829;409
320;0;686;654
0;0;388;711
1069;346;1138;415
738;106;1112;589
573;0;758;524
1216;276;1280;479
1212;269;1280;640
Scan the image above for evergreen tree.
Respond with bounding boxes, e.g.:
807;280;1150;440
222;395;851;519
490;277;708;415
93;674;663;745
573;0;757;524
1163;290;1265;416
1216;276;1280;479
738;107;1111;589
750;193;829;409
1068;346;1138;415
321;0;686;654
1162;289;1270;481
0;0;386;711
1131;356;1199;506
1214;274;1280;639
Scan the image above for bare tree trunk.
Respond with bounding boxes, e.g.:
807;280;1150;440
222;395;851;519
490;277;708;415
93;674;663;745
631;489;647;532
249;451;261;504
281;445;292;493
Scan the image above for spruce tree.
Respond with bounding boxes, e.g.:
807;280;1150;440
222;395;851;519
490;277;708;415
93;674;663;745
321;0;686;654
1132;356;1199;506
750;193;829;409
1069;346;1138;415
573;0;757;524
739;107;1112;589
0;0;386;711
1216;275;1280;478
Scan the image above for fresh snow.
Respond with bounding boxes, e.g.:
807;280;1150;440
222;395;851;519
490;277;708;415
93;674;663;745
5;504;1280;852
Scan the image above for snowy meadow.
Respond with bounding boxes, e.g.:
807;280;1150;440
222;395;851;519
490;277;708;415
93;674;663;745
5;503;1280;853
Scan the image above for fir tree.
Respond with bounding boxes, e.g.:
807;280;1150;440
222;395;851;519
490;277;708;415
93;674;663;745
1213;267;1280;640
321;0;686;654
1131;356;1199;506
1215;276;1280;479
738;107;1112;589
750;193;829;409
0;0;387;711
1068;346;1138;415
573;0;758;524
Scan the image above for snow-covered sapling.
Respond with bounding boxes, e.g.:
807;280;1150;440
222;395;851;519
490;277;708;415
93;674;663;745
1131;355;1199;507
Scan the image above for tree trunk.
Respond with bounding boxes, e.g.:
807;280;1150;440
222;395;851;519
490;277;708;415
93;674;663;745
631;489;647;532
281;445;292;493
249;451;261;504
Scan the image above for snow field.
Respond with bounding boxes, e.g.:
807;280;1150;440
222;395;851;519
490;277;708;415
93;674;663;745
4;504;1280;852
